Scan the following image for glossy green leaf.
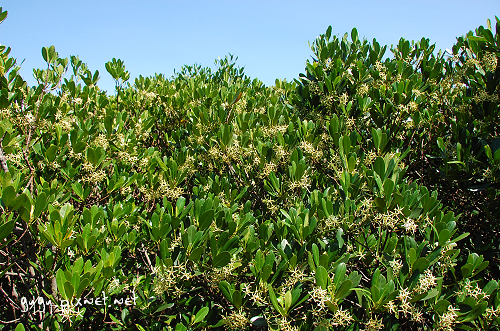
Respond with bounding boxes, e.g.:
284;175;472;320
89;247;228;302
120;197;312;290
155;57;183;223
268;285;286;317
213;251;231;268
193;307;209;324
315;266;328;290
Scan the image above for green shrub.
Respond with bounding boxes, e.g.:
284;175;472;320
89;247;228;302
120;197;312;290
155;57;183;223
1;6;499;330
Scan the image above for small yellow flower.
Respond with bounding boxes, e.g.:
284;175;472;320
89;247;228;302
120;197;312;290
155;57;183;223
436;306;458;331
331;308;354;326
365;316;384;331
358;84;369;96
339;93;349;106
223;309;249;330
415;269;436;293
402;219;417;234
389;259;403;274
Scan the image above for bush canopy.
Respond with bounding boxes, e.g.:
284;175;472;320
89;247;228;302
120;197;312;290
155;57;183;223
1;7;500;331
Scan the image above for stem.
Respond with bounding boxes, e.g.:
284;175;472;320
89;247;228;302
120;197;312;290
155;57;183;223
0;132;8;173
23;79;49;194
141;243;154;272
51;245;59;302
380;229;390;256
116;84;120;113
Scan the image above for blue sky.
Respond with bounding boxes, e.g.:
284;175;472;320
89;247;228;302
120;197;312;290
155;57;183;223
1;1;499;93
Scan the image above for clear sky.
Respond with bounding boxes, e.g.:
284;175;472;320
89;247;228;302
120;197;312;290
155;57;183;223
1;1;499;93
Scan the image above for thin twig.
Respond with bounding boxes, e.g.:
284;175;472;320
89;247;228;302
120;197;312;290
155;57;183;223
356;267;371;284
0;318;21;324
343;297;363;309
141;243;154;273
0;281;21;310
9;222;29;248
4;272;27;277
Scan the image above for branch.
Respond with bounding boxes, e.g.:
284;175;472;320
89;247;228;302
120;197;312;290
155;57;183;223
0;318;21;324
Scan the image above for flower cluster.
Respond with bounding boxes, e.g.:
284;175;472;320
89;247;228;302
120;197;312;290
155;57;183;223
117;151;139;165
261;124;289;138
234;97;247;114
385;287;425;323
339;93;349;106
389;259;403;274
473;89;499;103
299;141;323;160
139;90;158;103
310;286;329;313
374;61;387;80
152;262;192;297
415;269;437;294
223;309;249;330
485;305;500;320
277;316;299;331
365;316;384;331
482;51;498;72
242;281;268;306
68;147;83;160
92;134;109;150
5;152;23;167
119;185;132;196
260;162;277;178
289;173;311;191
456;279;489;301
373;207;404;230
0;108;11;119
364;151;378;166
274;145;290;164
58;116;76;132
282;267;307;290
82;169;106;183
58;301;84;324
358;84;369;96
331;309;354;326
436;305;458;331
402;218;417;234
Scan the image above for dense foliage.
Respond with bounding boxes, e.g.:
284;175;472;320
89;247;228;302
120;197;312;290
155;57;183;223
1;7;499;330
